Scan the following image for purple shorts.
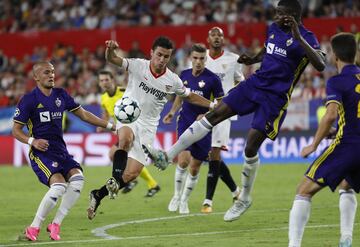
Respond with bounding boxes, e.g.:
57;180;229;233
29;150;82;186
222;76;287;140
305;142;360;192
177;120;211;161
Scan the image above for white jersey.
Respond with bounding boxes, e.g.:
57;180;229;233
206;50;244;94
122;58;189;127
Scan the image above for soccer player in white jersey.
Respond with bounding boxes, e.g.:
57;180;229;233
87;37;216;219
201;27;245;213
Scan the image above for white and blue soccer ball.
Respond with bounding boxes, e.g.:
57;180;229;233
114;97;141;124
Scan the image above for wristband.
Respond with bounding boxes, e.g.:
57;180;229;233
209;102;216;110
28;137;34;145
106;122;113;130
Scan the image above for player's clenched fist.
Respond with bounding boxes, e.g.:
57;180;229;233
105;40;119;49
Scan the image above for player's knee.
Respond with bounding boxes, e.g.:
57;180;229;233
178;161;188;169
118;137;133;151
49;183;67;200
209;148;221;160
244;146;258;158
68;173;85;193
189;166;200;176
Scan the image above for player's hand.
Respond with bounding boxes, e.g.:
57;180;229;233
163;112;174;124
300;144;316;158
32;139;49;152
237;54;254;65
282;15;301;40
105;40;119;50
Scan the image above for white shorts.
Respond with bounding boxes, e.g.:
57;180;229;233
121;121;156;166
211;118;231;148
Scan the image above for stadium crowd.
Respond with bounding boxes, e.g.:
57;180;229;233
0;0;359;107
0;0;359;32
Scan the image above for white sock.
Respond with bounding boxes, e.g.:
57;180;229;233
203;199;213;206
288;195;311;247
180;173;199;202
167;118;212;161
53;174;84;225
30;183;67;228
174;165;187;198
239;154;259;202
339;189;357;241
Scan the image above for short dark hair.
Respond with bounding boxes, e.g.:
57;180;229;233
152;36;174;50
278;0;302;21
98;70;114;79
191;43;207;53
331;32;357;63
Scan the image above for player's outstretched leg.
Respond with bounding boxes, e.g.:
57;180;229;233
142;144;169;170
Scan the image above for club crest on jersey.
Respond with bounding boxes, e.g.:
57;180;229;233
198;80;205;88
286;38;293;46
55;98;61;107
165;85;172;92
14;108;20;117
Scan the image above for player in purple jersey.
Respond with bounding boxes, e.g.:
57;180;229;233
162;43;224;214
288;33;360;247
143;0;326;222
12;62;115;241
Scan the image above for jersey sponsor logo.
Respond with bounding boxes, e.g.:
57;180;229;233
198;80;205;88
139;81;167;100
51;112;62;119
266;42;287;57
14;108;20;117
37;103;44;108
55;98;61;107
191;89;204;96
40;111;51;122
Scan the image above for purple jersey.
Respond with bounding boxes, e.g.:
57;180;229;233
13;87;80;156
179;68;224;124
325;65;360;143
254;23;321;97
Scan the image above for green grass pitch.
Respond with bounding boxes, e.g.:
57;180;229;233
0;164;358;247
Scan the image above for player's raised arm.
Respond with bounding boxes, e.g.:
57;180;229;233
105;40;124;67
72;107;116;131
283;15;326;71
163;96;183;124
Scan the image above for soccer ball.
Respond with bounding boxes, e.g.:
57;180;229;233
114;97;141;124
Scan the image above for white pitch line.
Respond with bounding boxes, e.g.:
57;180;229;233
0;206;341;247
0;223;344;247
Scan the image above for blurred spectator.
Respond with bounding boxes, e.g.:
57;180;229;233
128;41;146;58
0;0;359;31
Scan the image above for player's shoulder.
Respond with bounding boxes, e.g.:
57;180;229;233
223;50;239;62
165;68;181;81
20;89;36;103
180;68;192;77
53;87;68;96
299;24;317;38
127;58;148;68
